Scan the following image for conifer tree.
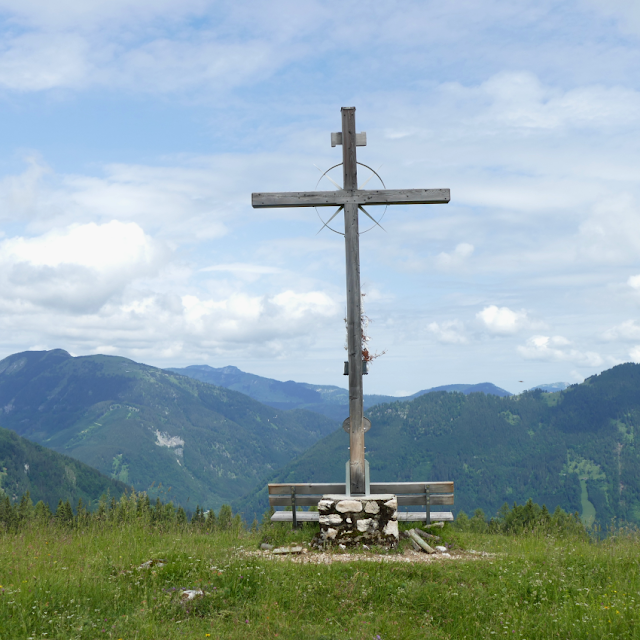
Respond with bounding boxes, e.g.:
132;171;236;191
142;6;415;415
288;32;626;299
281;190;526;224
34;500;52;523
205;508;217;532
218;504;232;530
17;491;34;522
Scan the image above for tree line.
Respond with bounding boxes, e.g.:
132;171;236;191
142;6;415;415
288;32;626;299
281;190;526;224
0;490;248;532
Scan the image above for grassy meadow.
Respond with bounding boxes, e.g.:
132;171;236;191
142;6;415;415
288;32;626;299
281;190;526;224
1;516;639;640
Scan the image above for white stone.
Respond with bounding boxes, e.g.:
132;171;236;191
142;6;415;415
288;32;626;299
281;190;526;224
435;546;447;552
325;527;337;539
319;514;342;526
357;518;373;532
384;497;398;509
323;494;394;501
364;501;380;514
383;520;399;538
317;499;334;511
336;500;363;513
346;517;352;524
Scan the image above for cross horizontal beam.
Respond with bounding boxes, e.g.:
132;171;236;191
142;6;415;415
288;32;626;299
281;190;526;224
252;188;450;208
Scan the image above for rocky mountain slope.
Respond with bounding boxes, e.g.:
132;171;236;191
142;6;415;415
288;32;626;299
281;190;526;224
0;350;337;510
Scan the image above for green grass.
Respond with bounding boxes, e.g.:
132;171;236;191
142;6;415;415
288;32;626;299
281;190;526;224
1;522;640;639
579;478;597;527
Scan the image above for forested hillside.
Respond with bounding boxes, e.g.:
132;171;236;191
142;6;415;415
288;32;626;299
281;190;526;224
0;349;337;510
0;425;130;508
237;363;640;526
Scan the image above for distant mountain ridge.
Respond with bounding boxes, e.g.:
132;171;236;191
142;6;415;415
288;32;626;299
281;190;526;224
528;382;569;393
167;365;513;421
0;350;337;510
235;363;640;528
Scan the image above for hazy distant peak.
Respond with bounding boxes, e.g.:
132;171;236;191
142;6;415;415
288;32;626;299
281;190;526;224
181;364;241;374
528;382;569;393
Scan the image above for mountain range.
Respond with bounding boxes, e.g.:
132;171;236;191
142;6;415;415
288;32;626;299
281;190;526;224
236;364;640;528
1;348;624;528
0;350;336;510
167;364;512;421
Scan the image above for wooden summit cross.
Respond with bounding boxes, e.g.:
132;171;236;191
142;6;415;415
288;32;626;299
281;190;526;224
252;107;450;495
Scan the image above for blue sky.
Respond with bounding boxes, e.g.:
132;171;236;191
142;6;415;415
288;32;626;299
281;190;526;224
1;0;640;395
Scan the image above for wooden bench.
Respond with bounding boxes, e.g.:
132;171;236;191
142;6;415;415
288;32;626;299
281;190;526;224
268;481;454;528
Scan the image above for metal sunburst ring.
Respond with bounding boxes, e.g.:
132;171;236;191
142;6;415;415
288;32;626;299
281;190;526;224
314;162;388;235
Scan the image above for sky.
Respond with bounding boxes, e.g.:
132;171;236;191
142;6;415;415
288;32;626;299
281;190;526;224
1;0;640;396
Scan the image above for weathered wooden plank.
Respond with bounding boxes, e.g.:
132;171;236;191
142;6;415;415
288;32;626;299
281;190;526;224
396;512;454;522
268;481;453;495
270;511;455;523
408;528;435;553
268;483;347;495
268;494;453;507
252;188;450;208
269;497;322;507
331;131;367;147
342;111;366;495
396;495;454;506
270;511;320;522
370;482;454;494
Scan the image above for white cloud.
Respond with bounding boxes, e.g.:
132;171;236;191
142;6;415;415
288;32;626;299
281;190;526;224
435;242;474;270
477;305;530;335
630;346;640;363
428;320;468;344
199;261;287;284
1;220;157;269
517;335;604;367
0;33;90;91
583;0;640;35
0;156;50;220
440;71;640;135
0;0;209;30
629;275;640;290
577;196;640;264
0;221;167;312
603;320;640;342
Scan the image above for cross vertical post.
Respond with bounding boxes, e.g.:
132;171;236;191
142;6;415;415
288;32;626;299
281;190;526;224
251;106;450;499
341;107;366;495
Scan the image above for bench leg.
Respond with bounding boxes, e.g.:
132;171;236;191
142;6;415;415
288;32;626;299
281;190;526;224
291;488;298;530
425;486;431;526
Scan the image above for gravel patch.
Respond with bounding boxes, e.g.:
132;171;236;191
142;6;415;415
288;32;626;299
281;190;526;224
243;547;495;564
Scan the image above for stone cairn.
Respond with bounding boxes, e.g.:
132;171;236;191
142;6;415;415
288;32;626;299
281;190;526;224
314;494;399;548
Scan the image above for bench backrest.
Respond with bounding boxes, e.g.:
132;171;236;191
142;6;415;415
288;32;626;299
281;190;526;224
268;481;454;508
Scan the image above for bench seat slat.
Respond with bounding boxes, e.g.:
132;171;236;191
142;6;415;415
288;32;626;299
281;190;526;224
268;483;347;495
370;482;454;494
269;497;326;507
269;494;454;507
397;511;454;522
268;481;454;495
271;511;322;522
270;511;454;523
